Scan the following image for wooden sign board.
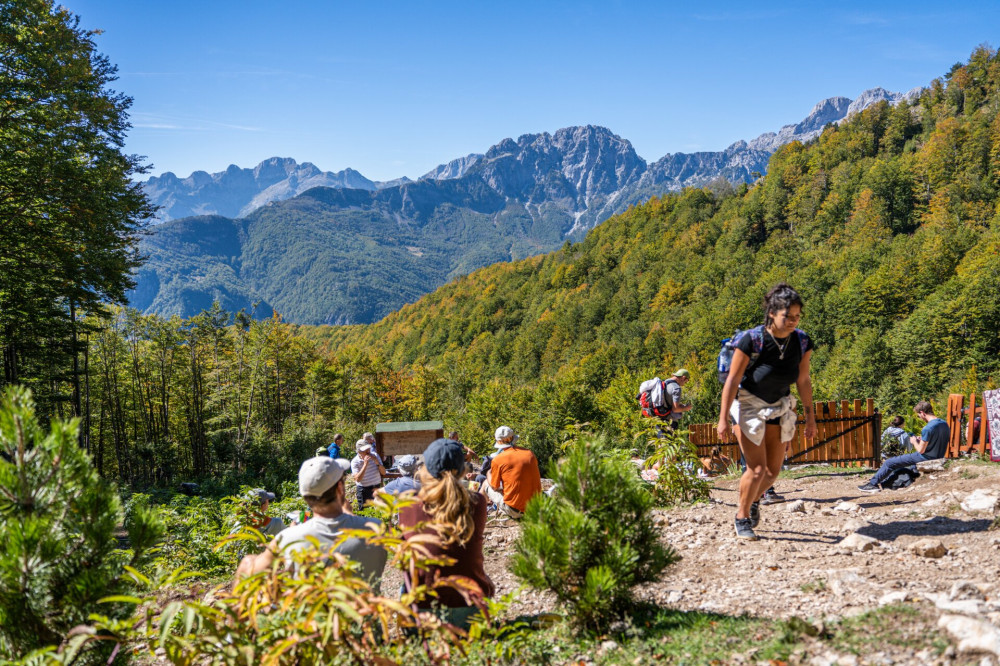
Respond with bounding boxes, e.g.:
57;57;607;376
984;390;1000;462
375;421;444;458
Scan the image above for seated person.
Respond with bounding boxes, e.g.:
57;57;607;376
481;426;542;519
242;488;286;538
383;455;421;495
880;415;913;458
699;446;732;477
351;439;386;510
859;401;949;493
399;438;495;628
235;457;388;589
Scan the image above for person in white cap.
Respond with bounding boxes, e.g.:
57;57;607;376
480;426;541;519
351;438;386;510
234;457;388;589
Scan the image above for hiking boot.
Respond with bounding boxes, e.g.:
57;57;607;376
857;482;881;494
749;501;761;528
759;487;784;505
734;517;758;540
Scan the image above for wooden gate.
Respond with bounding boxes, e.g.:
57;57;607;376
688;399;881;467
945;393;992;458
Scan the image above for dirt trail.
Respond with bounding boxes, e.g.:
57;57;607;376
471;459;1000;662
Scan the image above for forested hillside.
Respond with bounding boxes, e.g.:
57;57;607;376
304;47;1000;420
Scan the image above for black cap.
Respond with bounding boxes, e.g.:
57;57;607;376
423;438;465;478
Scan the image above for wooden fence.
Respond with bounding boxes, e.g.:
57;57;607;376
688;399;881;467
945;392;992;458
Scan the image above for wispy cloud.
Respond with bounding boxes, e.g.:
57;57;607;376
691;9;787;22
131;113;263;132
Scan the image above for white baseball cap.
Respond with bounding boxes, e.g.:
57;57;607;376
494;425;518;449
356;439;373;453
298;457;351;497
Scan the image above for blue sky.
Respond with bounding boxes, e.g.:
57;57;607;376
68;0;998;182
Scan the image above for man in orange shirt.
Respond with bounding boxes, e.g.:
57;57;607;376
481;426;542;519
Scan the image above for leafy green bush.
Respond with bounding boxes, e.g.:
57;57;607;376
511;439;678;632
644;428;713;505
0;387;163;659
43;494;529;665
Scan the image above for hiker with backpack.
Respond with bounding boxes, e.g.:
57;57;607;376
717;283;817;541
638;369;693;431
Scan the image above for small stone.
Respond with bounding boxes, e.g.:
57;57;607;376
841;517;869;533
782;499;806;513
600;639;619;652
839;533;879;552
938;614;1000;656
833;501;861;513
911;538;948;558
952;580;988;601
878;591;909;606
666;590;684;604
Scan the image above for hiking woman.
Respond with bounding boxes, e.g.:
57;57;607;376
717;283;817;540
399;438;495;627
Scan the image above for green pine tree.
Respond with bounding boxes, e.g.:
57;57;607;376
0;386;163;659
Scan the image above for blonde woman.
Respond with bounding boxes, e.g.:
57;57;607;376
399;438;494;628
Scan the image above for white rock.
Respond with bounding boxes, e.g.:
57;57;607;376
917;459;946;472
839;533;879;552
936;599;986;615
833;501;861;513
599;640;619;652
962;489;1000;513
666;590;684;604
938;614;1000;656
952;580;988;601
785;499;807;513
841;517;870;533
878;591;909;605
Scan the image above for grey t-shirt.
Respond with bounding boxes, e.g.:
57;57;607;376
665;379;684;420
273;513;388;590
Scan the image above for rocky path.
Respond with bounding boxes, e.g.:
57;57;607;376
479;459;1000;663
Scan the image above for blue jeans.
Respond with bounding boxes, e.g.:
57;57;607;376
869;452;929;487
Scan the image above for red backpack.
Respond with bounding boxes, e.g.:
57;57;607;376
637;377;676;418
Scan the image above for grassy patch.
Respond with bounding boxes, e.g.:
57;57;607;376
781;464;870;480
824;604;950;658
799;578;827;594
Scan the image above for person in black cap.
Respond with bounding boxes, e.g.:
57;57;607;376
398;438;494;628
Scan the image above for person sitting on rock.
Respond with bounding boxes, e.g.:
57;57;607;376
880;415;913;458
859;401;949;494
480;426;542;519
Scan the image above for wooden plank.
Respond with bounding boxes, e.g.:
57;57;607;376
833;400;845;465
967;393;978;455
866;398;876;465
978;395;989;455
946;394;964;458
816;400;829;465
840;400;851;464
854;399;864;464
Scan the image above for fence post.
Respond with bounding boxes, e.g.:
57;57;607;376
871;408;881;468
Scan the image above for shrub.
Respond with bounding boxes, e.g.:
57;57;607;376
0;386;163;659
644;428;712;505
47;494;529;665
511;439;678;632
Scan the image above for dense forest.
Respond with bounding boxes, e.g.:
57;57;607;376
302;47;1000;425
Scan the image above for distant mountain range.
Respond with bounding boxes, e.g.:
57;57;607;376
132;87;920;325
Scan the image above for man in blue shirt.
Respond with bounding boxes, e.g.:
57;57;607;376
859;401;949;493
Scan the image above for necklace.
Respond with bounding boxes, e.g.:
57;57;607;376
767;328;790;360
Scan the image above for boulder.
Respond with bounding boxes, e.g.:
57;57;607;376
938;614;1000;656
911;538;948;558
961;489;1000;513
841;517;869;533
878;591;909;606
917;459;946;472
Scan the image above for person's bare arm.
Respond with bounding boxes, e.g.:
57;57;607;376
796;350;816;440
717;349;750;440
234;539;278;582
910;435;929;454
353;456;370;482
